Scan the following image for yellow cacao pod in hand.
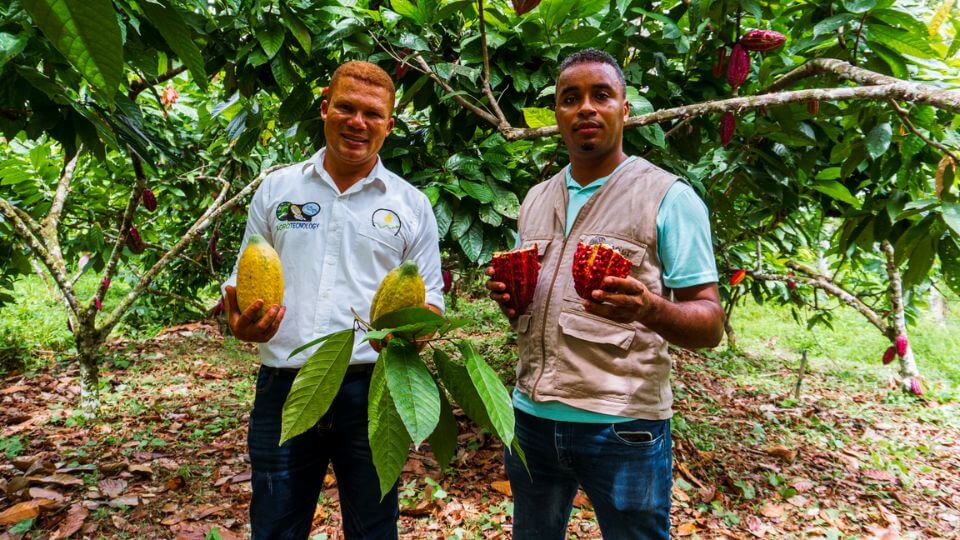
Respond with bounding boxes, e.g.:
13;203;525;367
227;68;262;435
369;261;425;323
236;234;284;318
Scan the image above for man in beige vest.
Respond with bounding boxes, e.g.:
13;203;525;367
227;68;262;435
486;49;725;539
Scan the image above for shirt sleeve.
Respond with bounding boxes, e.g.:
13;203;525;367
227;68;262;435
656;182;718;289
405;194;446;314
221;175;275;297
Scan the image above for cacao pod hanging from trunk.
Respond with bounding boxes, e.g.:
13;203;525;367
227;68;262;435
807;100;820;115
126;226;146;254
726;44;749;88
491;245;540;315
711;47;727;78
142;189;157;212
729;269;747;286
442;269;453;294
572;243;632;301
720;112;736;146
739;29;786;52
882;346;895;365
895;334;909;356
511;0;541;15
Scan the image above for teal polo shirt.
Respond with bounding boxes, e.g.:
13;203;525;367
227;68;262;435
513;157;718;423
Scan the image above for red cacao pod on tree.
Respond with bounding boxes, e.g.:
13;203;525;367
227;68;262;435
442;270;453;294
720;112;736;146
882;346;895;365
711;47;727;78
909;378;923;396
142;188;157;212
395;48;412;79
739;29;786;52
572;243;632;300
511;0;541;15
807;100;820;115
726;44;749;88
491;245;540;314
126;226;145;254
209;229;220;254
95;298;102;311
786;271;797;290
729;269;747;286
895;334;909;356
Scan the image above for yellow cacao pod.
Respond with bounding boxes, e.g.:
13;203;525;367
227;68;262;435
369;261;425;323
236;234;284;318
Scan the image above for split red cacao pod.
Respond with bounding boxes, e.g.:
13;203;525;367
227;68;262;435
720;112;736;147
726;44;749;88
511;0;541;15
572;242;632;300
491;245;540;315
739;29;786;52
711;47;727;78
142;189;157;212
807;99;820;115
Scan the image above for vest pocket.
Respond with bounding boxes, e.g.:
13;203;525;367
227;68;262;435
558;309;635;350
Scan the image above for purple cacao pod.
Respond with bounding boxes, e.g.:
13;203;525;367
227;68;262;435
882;346;895;365
95;298;102;311
720;112;736;146
711;47;727;78
909;378;923;396
102;277;110;290
142;189;157;212
442;270;453;294
126;226;146;254
739;29;786;52
511;0;541;15
895;334;908;356
726;44;750;88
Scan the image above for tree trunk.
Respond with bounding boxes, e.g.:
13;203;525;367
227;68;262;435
75;330;102;415
881;241;921;392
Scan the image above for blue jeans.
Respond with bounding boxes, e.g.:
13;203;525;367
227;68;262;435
505;409;672;540
248;366;399;539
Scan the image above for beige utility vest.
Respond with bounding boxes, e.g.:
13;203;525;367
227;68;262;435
514;157;678;420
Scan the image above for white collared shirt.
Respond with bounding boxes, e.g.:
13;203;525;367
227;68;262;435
223;148;445;367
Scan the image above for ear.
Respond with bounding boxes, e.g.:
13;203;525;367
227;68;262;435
386;116;395;135
622;96;630;120
320;99;329;121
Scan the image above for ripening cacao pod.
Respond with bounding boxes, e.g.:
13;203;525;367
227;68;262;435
126;226;146;254
236;234;285;318
102;277;110;290
882;346;895;365
711;47;727;78
209;229;220;254
807;100;820;115
786;271;797;290
142;188;157;212
369;261;425;325
895;334;908;356
720;112;736;147
909;378;923;396
512;0;541;15
442;270;453;294
726;44;749;88
491;245;540;315
395;48;412;80
739;29;786;52
95;298;102;311
161;84;179;105
729;269;747;286
572;243;632;300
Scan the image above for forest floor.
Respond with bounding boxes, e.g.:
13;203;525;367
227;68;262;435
1;313;959;539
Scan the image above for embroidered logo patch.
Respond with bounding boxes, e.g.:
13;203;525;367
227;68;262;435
371;208;402;235
276;201;320;222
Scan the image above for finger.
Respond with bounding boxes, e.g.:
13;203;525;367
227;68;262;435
601;276;641;293
240;298;264;325
485;280;506;292
255;304;280;332
485;266;496;276
583;300;632;322
591;289;637;306
268;306;285;334
490;291;510;302
505;308;517;319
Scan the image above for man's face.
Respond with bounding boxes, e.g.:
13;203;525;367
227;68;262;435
555;62;629;158
321;76;395;169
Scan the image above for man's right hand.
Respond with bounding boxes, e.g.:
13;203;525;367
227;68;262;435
224;285;285;343
484;266;517;319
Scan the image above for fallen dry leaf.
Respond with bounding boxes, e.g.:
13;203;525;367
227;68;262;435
50;503;88;539
108;495;140;507
490;480;511;496
99;478;127;498
0;499;51;525
573;492;592;510
760;503;785;518
676;522;699;536
861;469;897;484
40;473;83;487
29;486;65;501
128;463;153;476
764;445;797;463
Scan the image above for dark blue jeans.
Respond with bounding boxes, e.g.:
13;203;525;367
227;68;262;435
248;366;399;540
505;409;672;540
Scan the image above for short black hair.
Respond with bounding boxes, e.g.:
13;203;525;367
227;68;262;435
557;48;626;95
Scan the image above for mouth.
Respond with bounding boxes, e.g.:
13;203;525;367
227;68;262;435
341;133;368;147
574;123;602;136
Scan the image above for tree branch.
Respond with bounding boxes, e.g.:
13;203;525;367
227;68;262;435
97;164;287;336
887;99;959;164
477;0;508;128
411;53;501;127
881;240;920;387
43;149;81;231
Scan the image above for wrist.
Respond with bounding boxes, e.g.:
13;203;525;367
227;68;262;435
634;291;661;325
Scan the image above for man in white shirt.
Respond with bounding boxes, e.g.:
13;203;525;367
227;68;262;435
223;61;444;539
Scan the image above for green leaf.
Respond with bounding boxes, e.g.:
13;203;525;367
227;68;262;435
434;198;453;237
842;0;876;13
23;0;123;99
278;84;315;125
368;359;412;499
458;340;515;448
372;306;445;332
139;0;207;89
281;7;312;53
258;24;285;59
815;167;842;180
814;180;861;209
280;329;355;445
902;235;935;289
451;207;474;238
490;182;520;219
427;388;458;471
813;14;857;37
0;32;29;69
459;219;484;261
625;88;654;114
383;341;440;447
391;0;423;24
939;237;960;295
460;180;494;203
864;123;892;159
522;107;556;128
434;349;493;430
866;24;937;58
942;202;960;237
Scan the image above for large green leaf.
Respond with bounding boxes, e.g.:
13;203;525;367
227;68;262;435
383;341;440;447
866;24;938;58
814;180;861;209
434;349;493;430
902;235;935;289
942;202;960;237
459;219;484;262
139;0;207;89
939;237;960;295
281;6;312;53
23;0;123;99
522;107;556;128
0;32;29;69
368;359;412;499
371;306;445;332
280;329;354;445
458;340;515;448
864;123;892;160
427;387;458;471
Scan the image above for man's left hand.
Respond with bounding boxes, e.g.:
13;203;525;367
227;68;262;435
583;276;659;324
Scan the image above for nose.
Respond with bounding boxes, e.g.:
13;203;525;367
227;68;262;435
578;96;598;117
345;110;365;129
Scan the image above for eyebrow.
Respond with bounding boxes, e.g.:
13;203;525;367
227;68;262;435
558;82;617;96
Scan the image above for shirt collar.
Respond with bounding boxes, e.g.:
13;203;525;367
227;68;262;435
303;147;389;194
565;156;637;192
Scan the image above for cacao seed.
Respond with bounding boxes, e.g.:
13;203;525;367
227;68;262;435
726;44;749;88
720;112;736;147
572;243;632;300
142;189;157;212
739;29;786;52
492;245;540;315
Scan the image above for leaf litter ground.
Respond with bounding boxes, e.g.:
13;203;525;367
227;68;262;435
1;320;958;538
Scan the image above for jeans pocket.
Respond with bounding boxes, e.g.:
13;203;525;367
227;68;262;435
255;368;275;396
611;419;665;448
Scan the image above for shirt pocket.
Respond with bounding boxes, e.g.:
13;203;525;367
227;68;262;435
564;233;648;302
357;221;406;259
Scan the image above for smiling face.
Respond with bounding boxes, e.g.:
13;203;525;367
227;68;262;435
320;75;395;173
555;62;629;160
